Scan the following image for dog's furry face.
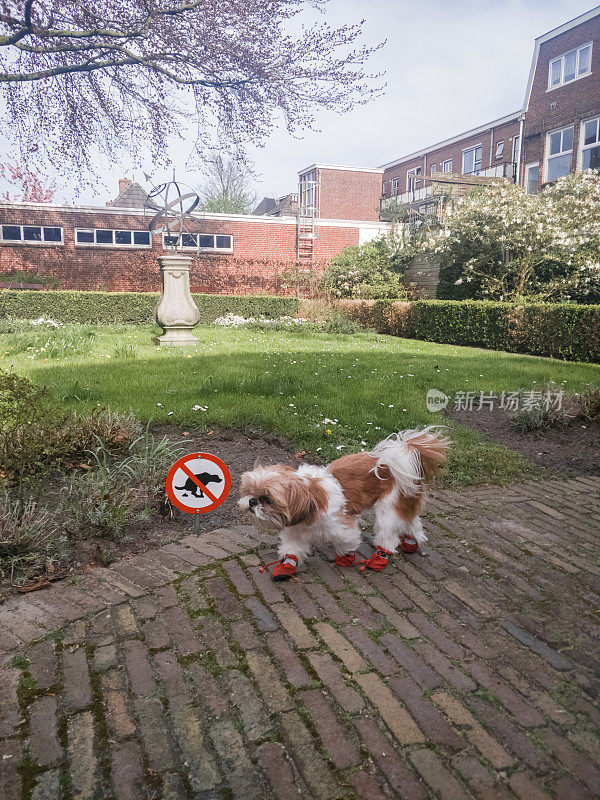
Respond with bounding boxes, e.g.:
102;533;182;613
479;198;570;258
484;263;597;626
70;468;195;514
238;466;327;530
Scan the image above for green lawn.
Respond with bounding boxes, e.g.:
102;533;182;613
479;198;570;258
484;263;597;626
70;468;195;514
3;322;600;486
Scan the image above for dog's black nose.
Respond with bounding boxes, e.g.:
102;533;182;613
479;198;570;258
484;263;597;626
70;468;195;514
249;498;258;511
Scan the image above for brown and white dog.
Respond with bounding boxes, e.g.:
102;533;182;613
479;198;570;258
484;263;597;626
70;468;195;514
238;427;448;580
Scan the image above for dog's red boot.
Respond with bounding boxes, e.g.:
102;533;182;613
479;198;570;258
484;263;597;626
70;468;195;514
400;535;419;554
359;546;393;572
334;552;356;567
271;554;298;582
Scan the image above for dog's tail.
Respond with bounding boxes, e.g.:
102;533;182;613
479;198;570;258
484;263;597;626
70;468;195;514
369;426;449;497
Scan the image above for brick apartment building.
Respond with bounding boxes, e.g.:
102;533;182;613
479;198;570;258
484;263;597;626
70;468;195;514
380;5;600;212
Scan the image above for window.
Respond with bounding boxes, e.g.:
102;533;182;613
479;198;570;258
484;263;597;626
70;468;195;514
430;164;437;174
0;224;63;244
382;182;387;196
495;141;505;159
443;159;453;172
548;43;592;89
545;125;574;181
580;116;600;171
75;228;151;248
524;162;540;195
162;232;233;252
300;169;318;216
406;166;422;191
462;145;482;175
391;177;399;196
512;135;521;165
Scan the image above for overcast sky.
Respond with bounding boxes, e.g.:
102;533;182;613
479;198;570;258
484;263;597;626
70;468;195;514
1;0;596;205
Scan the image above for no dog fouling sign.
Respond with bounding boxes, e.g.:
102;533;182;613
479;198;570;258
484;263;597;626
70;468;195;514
166;453;231;514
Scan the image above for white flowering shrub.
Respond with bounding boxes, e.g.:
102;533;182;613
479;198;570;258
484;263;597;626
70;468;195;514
432;170;600;303
319;239;408;299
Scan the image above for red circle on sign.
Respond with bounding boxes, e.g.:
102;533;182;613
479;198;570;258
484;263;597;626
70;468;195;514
166;452;231;515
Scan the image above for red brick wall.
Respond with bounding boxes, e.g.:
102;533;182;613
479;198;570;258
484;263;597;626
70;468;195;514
382;118;521;196
318;169;383;221
522;16;600;182
0;205;365;293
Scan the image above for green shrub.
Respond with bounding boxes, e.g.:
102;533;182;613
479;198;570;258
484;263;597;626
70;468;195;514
0;290;299;324
0;369;141;482
334;299;600;362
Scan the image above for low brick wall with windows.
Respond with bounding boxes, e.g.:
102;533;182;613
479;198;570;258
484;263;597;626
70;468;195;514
0;202;388;294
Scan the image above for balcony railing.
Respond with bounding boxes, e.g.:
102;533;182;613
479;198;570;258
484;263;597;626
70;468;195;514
383;162;516;207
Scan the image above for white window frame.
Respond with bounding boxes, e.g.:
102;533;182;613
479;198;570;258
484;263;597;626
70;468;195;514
390;177;399;196
430;164;437;174
0;224;63;245
578;115;600;170
524;162;540;195
443;159;453;172
74;228;152;248
495;141;505;159
544;124;574;182
462;144;483;175
548;42;592;90
162;232;233;253
299;169;318;216
406;166;422;192
382;181;387;196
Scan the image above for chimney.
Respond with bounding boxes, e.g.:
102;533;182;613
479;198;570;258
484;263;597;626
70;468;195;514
119;178;133;194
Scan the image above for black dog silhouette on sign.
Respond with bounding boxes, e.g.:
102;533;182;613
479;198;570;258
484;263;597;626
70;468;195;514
175;472;223;498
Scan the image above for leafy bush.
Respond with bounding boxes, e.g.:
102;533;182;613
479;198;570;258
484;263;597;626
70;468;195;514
0;369;140;482
432;171;600;303
332;299;600;362
0;290;299;324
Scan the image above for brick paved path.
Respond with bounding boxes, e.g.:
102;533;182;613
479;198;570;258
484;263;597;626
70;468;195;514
1;476;599;800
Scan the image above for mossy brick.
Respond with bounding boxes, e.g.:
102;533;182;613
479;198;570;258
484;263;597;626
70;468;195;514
210;719;269;800
299;689;360;769
306;652;364;713
62;648;92;712
354;673;425;745
67;711;99;800
133;697;179;772
389;677;464;751
353;717;426;800
222;670;272;742
29;696;64;766
278;711;342;800
314;623;366;672
271;604;317;650
409;749;471;800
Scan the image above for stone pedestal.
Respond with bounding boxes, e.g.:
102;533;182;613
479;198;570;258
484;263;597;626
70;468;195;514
154;255;200;346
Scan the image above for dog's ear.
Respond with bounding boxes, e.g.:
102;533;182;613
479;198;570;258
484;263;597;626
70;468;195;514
285;478;327;527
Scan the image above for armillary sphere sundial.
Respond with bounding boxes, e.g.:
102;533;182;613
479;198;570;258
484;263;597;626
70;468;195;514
143;170;201;250
143;170;202;346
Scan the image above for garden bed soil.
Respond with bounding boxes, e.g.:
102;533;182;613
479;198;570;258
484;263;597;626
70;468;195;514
447;408;600;476
0;427;305;599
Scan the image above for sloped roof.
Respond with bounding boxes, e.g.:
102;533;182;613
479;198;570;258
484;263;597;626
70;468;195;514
107;181;149;209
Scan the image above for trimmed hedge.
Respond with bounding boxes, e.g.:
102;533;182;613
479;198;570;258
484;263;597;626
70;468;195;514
336;299;600;363
0;290;299;324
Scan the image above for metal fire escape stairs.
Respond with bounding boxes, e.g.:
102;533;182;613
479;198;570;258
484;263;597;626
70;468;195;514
296;171;320;265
